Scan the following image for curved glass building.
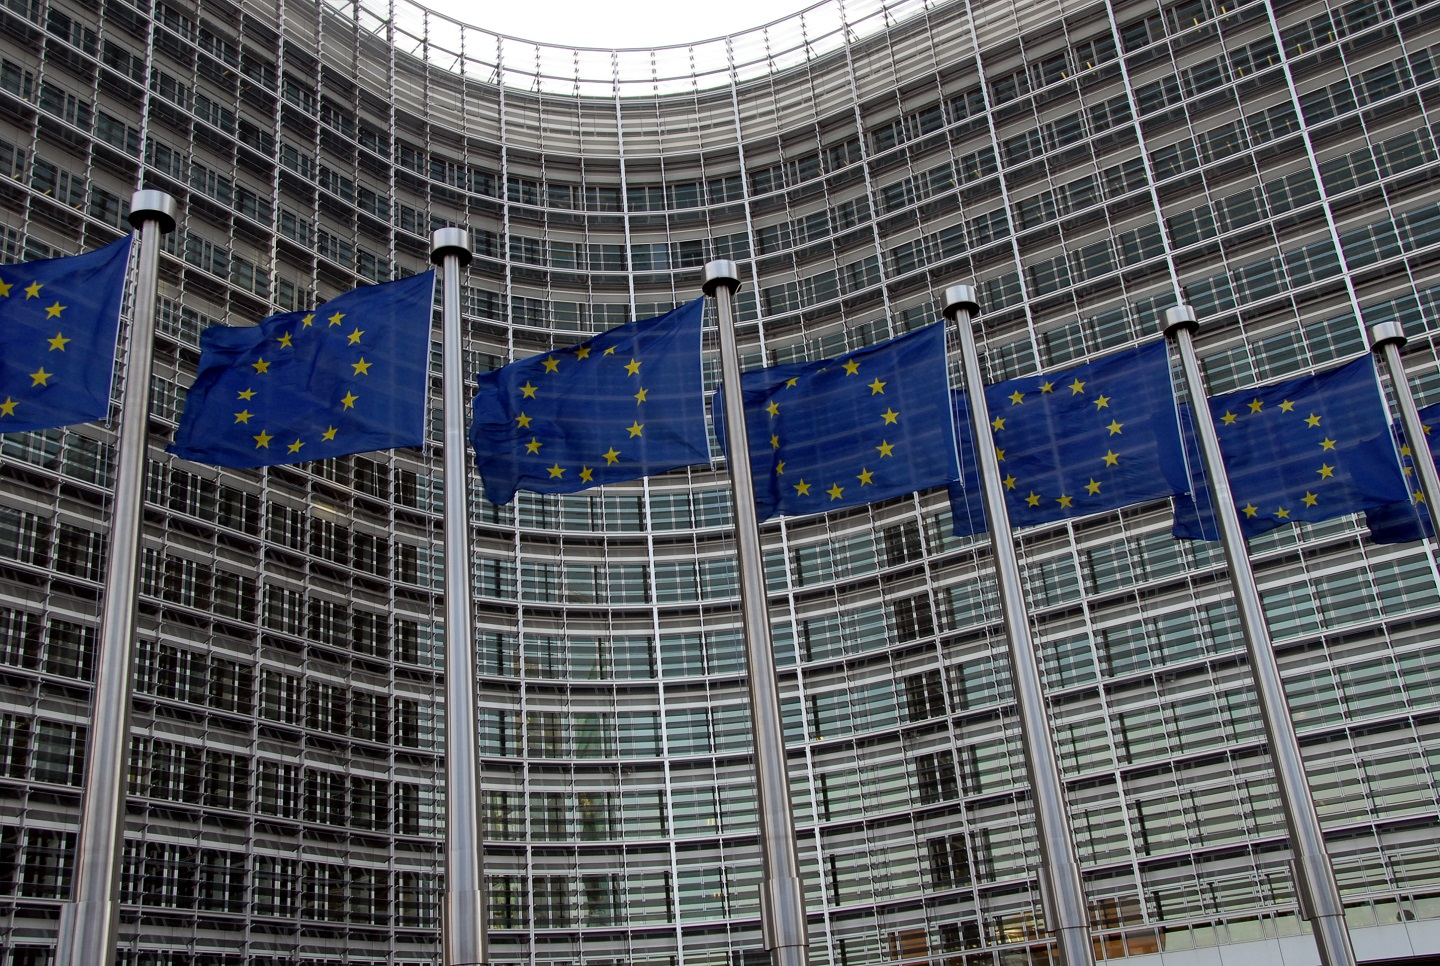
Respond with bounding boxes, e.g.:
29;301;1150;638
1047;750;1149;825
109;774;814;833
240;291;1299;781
4;0;1440;963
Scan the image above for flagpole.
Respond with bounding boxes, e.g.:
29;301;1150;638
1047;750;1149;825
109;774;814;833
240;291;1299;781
1370;321;1440;524
54;190;177;966
941;285;1095;966
1164;304;1356;966
431;228;488;966
704;260;809;966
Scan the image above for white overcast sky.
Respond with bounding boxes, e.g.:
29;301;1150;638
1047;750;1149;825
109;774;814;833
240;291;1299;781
425;0;805;47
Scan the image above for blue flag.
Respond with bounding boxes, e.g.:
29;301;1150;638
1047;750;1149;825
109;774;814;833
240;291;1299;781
714;322;959;522
170;272;435;468
1172;355;1409;539
0;236;132;433
949;341;1190;536
1364;402;1440;543
470;299;709;505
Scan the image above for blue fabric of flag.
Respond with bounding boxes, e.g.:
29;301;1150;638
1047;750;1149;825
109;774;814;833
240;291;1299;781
0;236;132;434
948;340;1190;536
170;271;435;468
1172;354;1409;539
470;298;709;505
714;322;959;522
1364;401;1440;543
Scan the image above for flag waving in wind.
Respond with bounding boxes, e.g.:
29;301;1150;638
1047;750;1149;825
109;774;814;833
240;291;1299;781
170;271;435;468
0;236;132;434
470;298;709;505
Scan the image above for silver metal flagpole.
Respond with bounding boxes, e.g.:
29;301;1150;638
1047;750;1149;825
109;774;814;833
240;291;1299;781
941;285;1094;966
54;190;177;966
705;260;809;966
1165;304;1356;966
431;227;488;966
1370;321;1440;526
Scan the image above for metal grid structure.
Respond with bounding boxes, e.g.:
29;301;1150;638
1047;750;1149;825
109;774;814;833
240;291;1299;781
3;0;1440;962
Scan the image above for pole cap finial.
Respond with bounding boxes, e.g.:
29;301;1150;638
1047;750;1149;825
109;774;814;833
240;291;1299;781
431;227;473;266
128;190;178;233
703;260;740;296
1370;320;1407;351
942;284;980;320
1163;304;1199;336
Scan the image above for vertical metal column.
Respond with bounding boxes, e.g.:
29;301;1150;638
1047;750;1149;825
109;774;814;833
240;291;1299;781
1370;321;1440;523
705;260;809;966
941;285;1095;966
55;190;178;966
1165;305;1356;966
431;228;488;966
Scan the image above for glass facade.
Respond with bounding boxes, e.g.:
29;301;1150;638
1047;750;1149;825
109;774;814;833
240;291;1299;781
3;0;1440;962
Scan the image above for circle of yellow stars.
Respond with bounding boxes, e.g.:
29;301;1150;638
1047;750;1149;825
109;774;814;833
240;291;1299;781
236;309;367;454
992;375;1124;512
1218;395;1337;521
0;275;72;420
513;340;645;484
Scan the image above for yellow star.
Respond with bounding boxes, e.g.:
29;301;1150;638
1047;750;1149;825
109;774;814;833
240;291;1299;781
1025;491;1042;507
869;378;887;395
784;377;799;388
1302;491;1318;507
1003;474;1017;490
1320;437;1336;451
580;467;594;482
794;480;811;495
1093;394;1110;410
234;410;253;424
24;281;42;299
1276;507;1291;519
1009;390;1024;405
328;312;344;326
0;279;10;297
876;440;894;458
882;408;899;425
322;426;337;441
1280;400;1295;412
47;332;69;351
1040;381;1054;393
776;460;787;474
29;367;51;386
288;439;304;454
341;391;358;409
857;468;874;485
548;464;565;478
1107;419;1123;435
603;448;621;464
766;400;780;417
1243;503;1259;517
278;332;293;348
827;483;845;500
1401;444;1413;457
992;416;1006;431
0;396;16;416
604;346;617;356
1248;398;1263;414
516;413;533;429
1305;413;1321;428
771;434;781;449
1103;450;1119;466
45;301;64;318
521;382;538;398
995;447;1006;462
628;421;644;438
635;388;649;403
543;357;560;373
526;438;542;454
1086;479;1101;495
347;328;364;345
1418;492;1428;505
352;358;372;376
575;346;591;360
625;359;641;376
302;313;315;327
843;360;860;376
1318;463;1335;479
1222;411;1237;425
1057;494;1074;508
253;358;270;373
1069;378;1085;395
253;430;272;448
238;388;256;400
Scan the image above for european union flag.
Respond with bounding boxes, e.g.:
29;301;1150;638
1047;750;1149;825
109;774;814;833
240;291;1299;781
716;322;959;522
0;236;132;433
1172;355;1409;539
170;272;435;468
470;299;709;505
1364;402;1440;543
948;341;1190;536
